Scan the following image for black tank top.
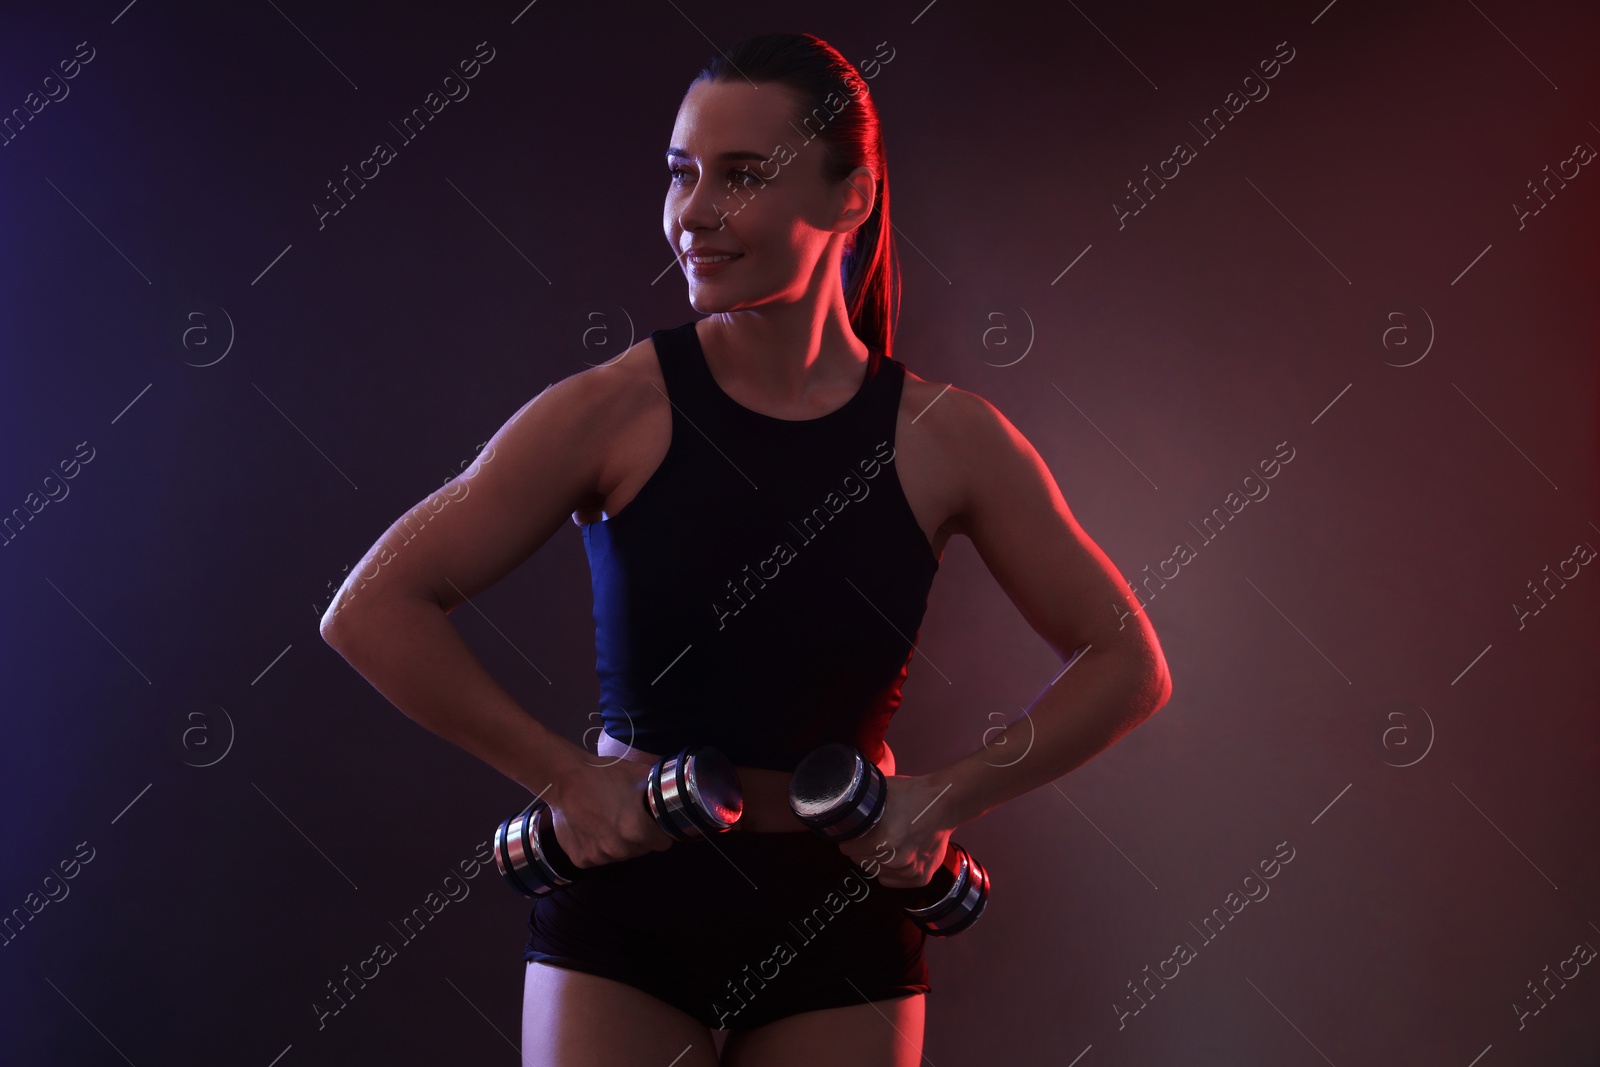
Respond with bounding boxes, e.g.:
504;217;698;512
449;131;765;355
583;320;940;772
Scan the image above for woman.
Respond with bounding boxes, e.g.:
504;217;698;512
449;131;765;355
321;31;1169;1067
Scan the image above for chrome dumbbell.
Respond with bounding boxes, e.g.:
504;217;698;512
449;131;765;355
494;744;743;897
788;742;989;936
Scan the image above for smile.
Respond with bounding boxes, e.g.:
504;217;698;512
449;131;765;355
687;253;742;276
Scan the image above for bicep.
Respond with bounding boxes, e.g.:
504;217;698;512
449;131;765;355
950;392;1149;660
322;371;607;631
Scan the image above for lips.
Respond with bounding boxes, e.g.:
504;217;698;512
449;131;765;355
685;250;743;276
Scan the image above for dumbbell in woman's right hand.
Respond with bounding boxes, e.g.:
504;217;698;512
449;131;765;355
494;744;744;897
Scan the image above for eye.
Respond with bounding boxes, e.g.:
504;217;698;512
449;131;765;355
667;165;761;189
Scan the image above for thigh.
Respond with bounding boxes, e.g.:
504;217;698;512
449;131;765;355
722;993;926;1067
522;960;719;1067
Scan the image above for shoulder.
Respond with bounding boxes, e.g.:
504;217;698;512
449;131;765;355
896;365;1042;539
520;333;668;429
474;335;669;512
896;363;1017;467
898;365;1005;439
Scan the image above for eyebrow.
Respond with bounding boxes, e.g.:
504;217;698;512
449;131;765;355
666;147;772;164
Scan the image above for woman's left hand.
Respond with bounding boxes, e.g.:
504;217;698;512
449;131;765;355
835;773;957;889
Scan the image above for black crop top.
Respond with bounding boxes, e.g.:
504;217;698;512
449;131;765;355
581;320;940;772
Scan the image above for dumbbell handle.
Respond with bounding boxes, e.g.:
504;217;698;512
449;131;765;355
495;744;742;897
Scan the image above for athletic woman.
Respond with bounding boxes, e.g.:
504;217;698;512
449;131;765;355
321;31;1170;1067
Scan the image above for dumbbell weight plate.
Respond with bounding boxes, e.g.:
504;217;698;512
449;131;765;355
788;742;885;841
903;843;990;936
648;744;744;839
494;799;583;897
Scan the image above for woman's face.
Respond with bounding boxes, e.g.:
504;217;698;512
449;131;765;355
664;78;869;313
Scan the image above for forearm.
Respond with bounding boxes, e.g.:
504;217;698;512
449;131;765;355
321;593;588;801
927;645;1168;827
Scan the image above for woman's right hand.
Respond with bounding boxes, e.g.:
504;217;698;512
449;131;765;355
543;759;678;869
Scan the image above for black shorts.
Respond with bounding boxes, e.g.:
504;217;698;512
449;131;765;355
523;828;930;1031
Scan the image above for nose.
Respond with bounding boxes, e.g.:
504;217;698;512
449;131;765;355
674;173;731;236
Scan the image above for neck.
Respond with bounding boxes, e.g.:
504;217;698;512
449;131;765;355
698;299;869;403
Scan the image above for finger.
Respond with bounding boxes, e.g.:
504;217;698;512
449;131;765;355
836;841;879;863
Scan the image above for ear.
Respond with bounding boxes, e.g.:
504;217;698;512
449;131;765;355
836;165;876;234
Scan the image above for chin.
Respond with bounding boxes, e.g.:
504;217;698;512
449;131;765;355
688;290;740;314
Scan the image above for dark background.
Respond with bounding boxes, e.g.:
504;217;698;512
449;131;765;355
1;1;1596;1063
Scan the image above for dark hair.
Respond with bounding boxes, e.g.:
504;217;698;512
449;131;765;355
694;33;900;361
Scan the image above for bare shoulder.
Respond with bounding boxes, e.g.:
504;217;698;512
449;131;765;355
490;336;660;482
899;366;996;434
573;335;668;421
319;336;670;626
895;366;1015;543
